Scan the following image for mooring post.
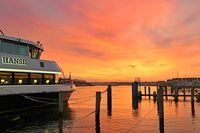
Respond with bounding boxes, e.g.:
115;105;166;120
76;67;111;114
195;88;198;94
107;85;112;113
132;82;138;100
191;86;195;117
165;86;168;100
132;82;138;109
148;86;151;99
59;91;64;115
95;91;101;124
183;87;186;101
138;91;142;100
171;86;173;94
196;93;200;102
191;87;195;103
174;85;179;102
144;86;147;96
153;91;157;102
158;86;164;133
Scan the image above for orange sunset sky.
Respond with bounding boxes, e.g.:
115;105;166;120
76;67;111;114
1;0;200;82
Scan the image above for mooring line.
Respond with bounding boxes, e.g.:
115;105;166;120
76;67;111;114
126;104;156;133
68;97;95;105
1;88;58;105
69;95;96;100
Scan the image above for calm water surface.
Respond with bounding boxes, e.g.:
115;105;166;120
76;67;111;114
2;86;200;133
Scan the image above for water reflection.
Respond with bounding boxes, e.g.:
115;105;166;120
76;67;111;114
0;104;75;132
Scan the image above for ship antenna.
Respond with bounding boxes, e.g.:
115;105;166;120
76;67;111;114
0;29;5;36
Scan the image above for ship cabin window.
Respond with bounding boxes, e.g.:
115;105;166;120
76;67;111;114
0;72;62;85
14;73;29;85
44;74;55;84
30;73;42;85
0;40;29;56
29;46;42;59
0;72;12;85
55;73;65;84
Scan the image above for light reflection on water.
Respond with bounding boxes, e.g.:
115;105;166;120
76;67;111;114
1;86;200;133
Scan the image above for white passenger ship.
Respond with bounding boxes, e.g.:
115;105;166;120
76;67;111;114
0;34;75;114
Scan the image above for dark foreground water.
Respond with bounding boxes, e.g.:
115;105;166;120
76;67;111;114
1;86;200;133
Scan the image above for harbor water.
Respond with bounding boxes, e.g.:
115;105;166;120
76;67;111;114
1;86;200;133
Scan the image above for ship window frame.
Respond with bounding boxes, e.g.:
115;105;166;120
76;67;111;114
0;72;58;85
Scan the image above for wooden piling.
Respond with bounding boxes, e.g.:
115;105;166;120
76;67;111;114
107;85;112;113
170;86;173;94
174;85;179;102
191;87;195;103
191;86;195;117
165;86;168;100
95;91;101;123
59;91;65;113
144;86;147;95
183;87;186;101
158;86;164;133
153;91;157;102
196;93;200;102
132;82;138;109
138;91;142;100
132;82;138;100
148;87;151;99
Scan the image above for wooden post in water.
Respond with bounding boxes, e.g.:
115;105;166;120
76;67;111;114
144;86;147;95
158;86;164;133
107;85;112;113
153;91;157;102
174;85;179;102
170;86;173;94
191;86;195;117
183;87;186;101
132;82;138;109
59;91;64;115
95;91;101;123
196;93;200;102
165;86;168;100
148;87;151;99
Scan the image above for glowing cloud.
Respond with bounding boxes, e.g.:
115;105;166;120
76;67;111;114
1;0;200;81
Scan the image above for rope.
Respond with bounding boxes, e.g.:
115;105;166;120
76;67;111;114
23;96;58;105
69;95;95;100
64;125;94;128
74;110;95;121
126;104;156;133
1;88;58;105
101;89;107;94
28;95;58;101
68;97;95;105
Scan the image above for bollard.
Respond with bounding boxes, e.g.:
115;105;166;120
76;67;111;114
95;91;101;123
59;91;64;115
107;85;112;113
153;91;157;102
165;86;168;100
144;86;147;95
183;87;186;101
148;87;151;99
158;86;164;133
